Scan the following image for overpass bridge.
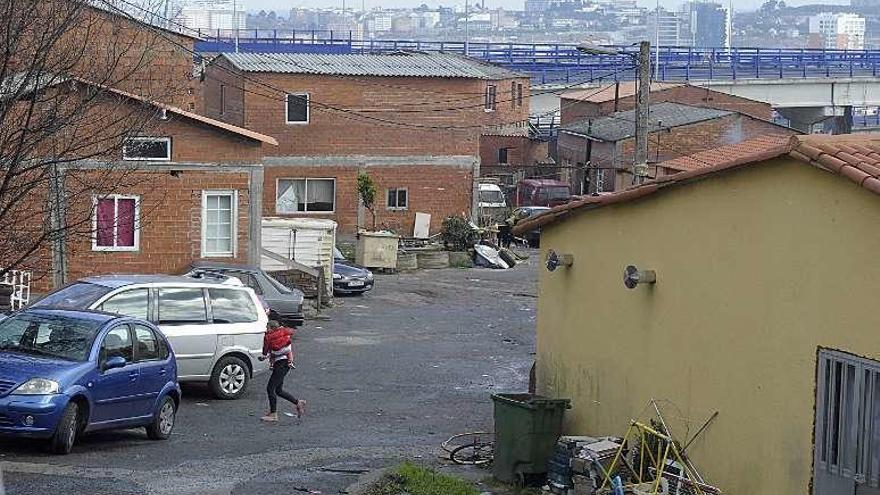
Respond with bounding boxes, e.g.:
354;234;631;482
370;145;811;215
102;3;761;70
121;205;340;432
195;31;880;132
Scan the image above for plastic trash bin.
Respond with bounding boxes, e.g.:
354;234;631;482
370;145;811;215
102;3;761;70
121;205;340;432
491;393;571;484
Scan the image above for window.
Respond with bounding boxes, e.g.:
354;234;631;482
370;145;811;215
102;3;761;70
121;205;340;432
498;148;509;164
484;85;497;111
100;289;149;320
219;84;226;115
93;195;139;251
201;191;237;257
285;93;309;124
386;188;408;210
133;324;160;361
101;326;133;362
511;81;516;109
516;83;524;107
276;179;335;213
123;137;171;161
158;288;208;324
208;288;258;323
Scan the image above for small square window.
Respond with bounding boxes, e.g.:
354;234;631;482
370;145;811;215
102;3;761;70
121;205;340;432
93;195;140;251
498;148;509;164
123;137;171;161
286;93;309;124
386;188;408;210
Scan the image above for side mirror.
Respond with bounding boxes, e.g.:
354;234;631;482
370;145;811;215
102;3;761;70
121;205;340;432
103;356;126;371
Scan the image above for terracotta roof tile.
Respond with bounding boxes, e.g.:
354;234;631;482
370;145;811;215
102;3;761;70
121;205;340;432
514;133;880;234
658;135;792;172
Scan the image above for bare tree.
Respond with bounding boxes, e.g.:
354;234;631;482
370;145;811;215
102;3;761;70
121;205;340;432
0;0;192;287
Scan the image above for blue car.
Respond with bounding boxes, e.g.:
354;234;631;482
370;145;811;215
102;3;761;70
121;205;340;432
0;309;180;454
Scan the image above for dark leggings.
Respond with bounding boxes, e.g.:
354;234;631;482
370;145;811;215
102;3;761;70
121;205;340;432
266;360;298;413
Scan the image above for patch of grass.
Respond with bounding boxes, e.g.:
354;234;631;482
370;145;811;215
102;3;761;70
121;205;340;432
364;463;479;495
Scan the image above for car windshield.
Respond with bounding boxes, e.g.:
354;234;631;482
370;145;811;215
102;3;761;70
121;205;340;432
479;190;505;203
0;313;102;361
334;247;345;260
264;272;294;294
32;282;112;309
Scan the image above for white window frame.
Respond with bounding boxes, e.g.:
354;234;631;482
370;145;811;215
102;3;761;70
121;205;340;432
275;178;336;214
285;93;310;125
122;137;171;161
484;84;497;112
386;187;408;211
92;195;141;252
201;190;238;258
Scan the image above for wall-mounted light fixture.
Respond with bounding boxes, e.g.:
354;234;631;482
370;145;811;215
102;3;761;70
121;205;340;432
624;265;656;289
546;249;574;272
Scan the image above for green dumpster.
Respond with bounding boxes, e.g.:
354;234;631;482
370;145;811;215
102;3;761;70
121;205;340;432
491;393;571;484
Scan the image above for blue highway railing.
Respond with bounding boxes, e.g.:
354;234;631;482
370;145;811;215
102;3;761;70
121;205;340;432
195;30;880;85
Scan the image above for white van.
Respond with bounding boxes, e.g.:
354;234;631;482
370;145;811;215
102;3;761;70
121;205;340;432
31;275;268;399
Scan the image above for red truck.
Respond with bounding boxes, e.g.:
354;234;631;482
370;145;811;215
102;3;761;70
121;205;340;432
514;179;572;207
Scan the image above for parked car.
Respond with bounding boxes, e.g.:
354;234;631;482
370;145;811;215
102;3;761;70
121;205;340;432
31;275;267;400
0;308;180;454
512;206;551;247
333;248;374;295
515;179;571;207
183;262;305;328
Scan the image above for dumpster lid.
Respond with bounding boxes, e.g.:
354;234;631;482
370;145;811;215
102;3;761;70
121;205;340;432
492;393;571;410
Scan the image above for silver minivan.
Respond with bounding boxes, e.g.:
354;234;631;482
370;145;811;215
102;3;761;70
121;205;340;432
31;275;268;399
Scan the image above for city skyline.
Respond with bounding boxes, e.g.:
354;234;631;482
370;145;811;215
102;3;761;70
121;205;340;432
238;0;849;12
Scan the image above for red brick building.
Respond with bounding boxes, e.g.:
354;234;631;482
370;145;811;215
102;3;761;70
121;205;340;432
557;102;798;194
560;82;774;125
25;79;276;292
202;52;530;236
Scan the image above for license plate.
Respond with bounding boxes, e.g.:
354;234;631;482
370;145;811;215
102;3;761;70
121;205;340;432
348;280;365;287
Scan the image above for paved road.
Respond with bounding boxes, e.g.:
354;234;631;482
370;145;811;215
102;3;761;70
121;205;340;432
0;257;538;494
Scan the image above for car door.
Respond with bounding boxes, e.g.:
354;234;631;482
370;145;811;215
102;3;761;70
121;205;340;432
207;287;265;370
97;288;150;320
156;287;215;379
130;324;169;418
91;325;139;424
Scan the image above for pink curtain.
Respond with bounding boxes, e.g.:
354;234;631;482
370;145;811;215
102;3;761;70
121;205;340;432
96;199;115;247
116;199;136;247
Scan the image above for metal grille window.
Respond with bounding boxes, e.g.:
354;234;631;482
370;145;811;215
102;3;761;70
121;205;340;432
815;350;880;493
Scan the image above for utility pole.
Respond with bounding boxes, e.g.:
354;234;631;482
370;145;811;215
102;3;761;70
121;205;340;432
633;40;651;185
233;0;240;53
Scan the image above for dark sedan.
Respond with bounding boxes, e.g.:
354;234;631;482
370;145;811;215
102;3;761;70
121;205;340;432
183;262;305;327
333;248;374;295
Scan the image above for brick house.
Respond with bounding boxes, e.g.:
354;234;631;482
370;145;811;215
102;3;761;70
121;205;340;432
24;78;276;292
557;102;799;194
560;82;774;125
480;128;551;185
202;51;530;236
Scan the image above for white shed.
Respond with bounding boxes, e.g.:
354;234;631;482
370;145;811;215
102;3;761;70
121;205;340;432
261;217;337;297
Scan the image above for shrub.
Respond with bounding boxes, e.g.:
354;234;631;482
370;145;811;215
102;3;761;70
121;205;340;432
441;216;478;251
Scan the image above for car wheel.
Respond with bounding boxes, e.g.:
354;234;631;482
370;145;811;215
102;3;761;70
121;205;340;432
146;395;176;440
209;355;250;400
50;402;79;455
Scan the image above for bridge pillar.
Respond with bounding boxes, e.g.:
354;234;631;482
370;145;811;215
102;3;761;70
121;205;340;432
776;106;853;135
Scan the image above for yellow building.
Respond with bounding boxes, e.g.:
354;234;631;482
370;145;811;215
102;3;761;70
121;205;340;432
515;134;880;495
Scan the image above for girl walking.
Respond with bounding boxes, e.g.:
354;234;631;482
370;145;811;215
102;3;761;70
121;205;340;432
260;320;305;422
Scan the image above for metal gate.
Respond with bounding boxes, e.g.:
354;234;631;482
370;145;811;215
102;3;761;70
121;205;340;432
814;350;880;495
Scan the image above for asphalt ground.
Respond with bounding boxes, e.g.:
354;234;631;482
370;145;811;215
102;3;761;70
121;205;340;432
0;254;538;495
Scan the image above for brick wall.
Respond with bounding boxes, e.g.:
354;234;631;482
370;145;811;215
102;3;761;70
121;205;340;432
61;169;252;287
557;114;798;193
560;86;774;126
263;164;473;236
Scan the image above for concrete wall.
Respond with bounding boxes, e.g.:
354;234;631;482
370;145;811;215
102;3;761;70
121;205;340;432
536;159;880;494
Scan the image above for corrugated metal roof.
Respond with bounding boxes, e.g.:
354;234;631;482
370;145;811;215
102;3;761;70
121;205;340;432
218;52;524;80
560;102;733;142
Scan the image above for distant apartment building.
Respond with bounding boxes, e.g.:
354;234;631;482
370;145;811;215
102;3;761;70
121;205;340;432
367;13;393;34
809;13;866;50
680;1;729;48
651;8;686;47
175;0;245;32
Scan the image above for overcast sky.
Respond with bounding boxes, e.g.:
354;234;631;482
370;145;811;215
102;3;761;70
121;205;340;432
242;0;849;13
